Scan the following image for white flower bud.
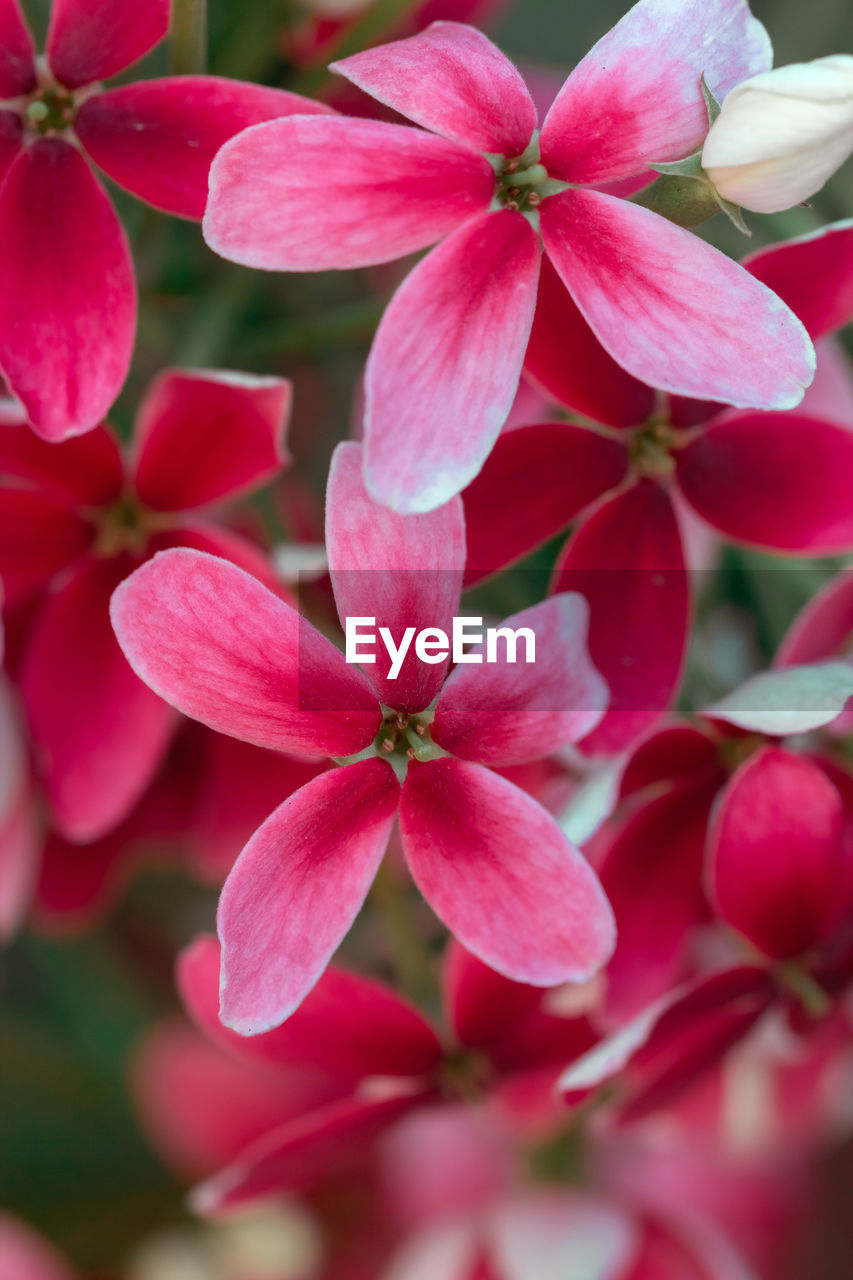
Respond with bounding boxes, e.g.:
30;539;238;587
701;55;853;213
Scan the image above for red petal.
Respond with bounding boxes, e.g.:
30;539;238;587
400;758;615;985
364;210;540;512
110;548;381;759
552;481;689;755
0;0;33;96
776;570;853;668
21;557;175;841
132;369;291;511
676;412;853;553
218;759;400;1033
331;22;536;157
0;489;92;604
46;0;168;88
326;441;465;712
0;141;135;440
0;678;38;940
709;747;848;959
0;421;123;505
76;77;333;219
744;220;853;341
462;421;628;586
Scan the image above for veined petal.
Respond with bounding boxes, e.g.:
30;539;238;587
46;0;169;89
76;77;333;220
524;257;655;428
709;747;848;959
331;22;536;157
0;0;34;96
551;481;689;755
326;442;465;712
364;210;540;513
462;421;628;585
218;760;400;1033
400;758;615;986
110;548;381;759
675;411;853;553
432;595;608;765
540;189;814;410
539;0;771;185
744;220;853;340
21;557;176;841
132;369;291;511
204;115;493;270
0;140;135;440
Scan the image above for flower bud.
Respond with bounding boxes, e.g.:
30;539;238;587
701;55;853;213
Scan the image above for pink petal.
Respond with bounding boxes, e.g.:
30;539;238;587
800;338;853;429
400;758;615;985
540;189;814;410
34;827;130;931
744;220;853;340
619;722;721;799
444;940;546;1051
0;421;123;505
331;22;536;157
110;547;381;759
76;77;333;220
776;570;853;668
0;677;38;940
326;441;465;712
46;0;169;89
709;747;849;960
0;489;92;605
218;759;400;1033
432;595;608;765
539;0;771;185
677;411;853;553
0;0;34;96
21;557;175;841
524;257;655;428
0;1214;76;1280
462;421;628;586
552;481;689;755
0;110;22;181
179;934;442;1080
150;522;284;595
364;210;540;512
0;140;135;440
204;114;493;269
132;369;291;511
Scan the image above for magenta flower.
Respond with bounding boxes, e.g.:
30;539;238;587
111;441;614;1032
0;368;292;841
0;0;331;441
463;221;853;754
204;2;814;513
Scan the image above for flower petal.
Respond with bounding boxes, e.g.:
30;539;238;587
364;209;540;512
710;748;849;959
0;421;123;505
218;759;400;1033
524;257;655;428
677;410;853;553
540;189;814;410
539;0;771;185
46;0;169;89
21;557;175;841
776;569;853;668
331;22;536;156
0;0;34;96
326;442;464;712
743;220;853;341
132;369;291;511
0;140;135;440
111;547;381;759
204;114;493;269
0;1213;76;1280
0;489;92;604
552;481;689;755
489;1192;639;1280
0;677;38;940
462;421;628;586
76;77;333;219
400;758;615;985
179;934;442;1080
432;595;608;765
703;662;853;735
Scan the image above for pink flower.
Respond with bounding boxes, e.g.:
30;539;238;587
0;1212;76;1280
0;0;331;441
463;221;853;755
111;440;614;1032
0;367;293;841
204;4;815;514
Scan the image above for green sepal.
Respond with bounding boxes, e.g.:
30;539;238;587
648;150;705;179
700;73;722;126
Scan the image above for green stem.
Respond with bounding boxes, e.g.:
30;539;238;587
370;859;438;1009
776;961;831;1020
171;0;208;74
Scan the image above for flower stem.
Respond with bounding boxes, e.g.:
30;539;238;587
370;859;439;1010
171;0;208;75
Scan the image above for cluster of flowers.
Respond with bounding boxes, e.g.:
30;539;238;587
3;0;853;1274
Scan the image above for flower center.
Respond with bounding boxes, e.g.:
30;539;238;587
374;710;438;763
24;84;76;136
489;133;568;219
628;418;679;478
92;492;152;557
